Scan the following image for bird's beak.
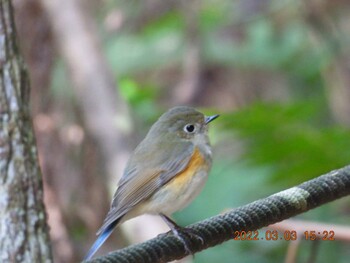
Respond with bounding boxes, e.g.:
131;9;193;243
205;114;219;124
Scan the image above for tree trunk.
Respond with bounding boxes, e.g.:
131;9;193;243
0;0;52;262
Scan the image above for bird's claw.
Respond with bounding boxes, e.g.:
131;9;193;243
171;227;204;254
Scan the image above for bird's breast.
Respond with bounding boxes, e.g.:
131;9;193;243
141;147;211;215
169;147;210;188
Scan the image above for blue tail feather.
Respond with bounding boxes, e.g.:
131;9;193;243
84;221;118;261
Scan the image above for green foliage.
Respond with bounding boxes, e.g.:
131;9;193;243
104;1;331;103
119;78;160;130
105;10;185;76
220;101;350;185
105;31;183;75
204;19;304;68
199;0;231;31
141;11;184;37
119;78;157;106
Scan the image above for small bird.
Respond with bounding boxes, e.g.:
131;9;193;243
85;106;219;260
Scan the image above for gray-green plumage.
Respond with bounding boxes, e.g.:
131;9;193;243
98;107;204;234
86;106;218;260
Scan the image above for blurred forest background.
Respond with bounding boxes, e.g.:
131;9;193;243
12;0;350;262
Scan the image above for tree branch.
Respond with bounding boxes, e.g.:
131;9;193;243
85;165;350;263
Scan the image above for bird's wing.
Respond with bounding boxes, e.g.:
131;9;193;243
96;140;194;235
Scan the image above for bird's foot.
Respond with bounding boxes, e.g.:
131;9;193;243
170;226;204;255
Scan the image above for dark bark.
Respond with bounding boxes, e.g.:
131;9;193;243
0;0;52;261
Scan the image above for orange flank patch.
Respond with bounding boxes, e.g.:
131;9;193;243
169;147;207;188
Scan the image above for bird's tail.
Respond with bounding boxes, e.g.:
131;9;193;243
84;219;120;261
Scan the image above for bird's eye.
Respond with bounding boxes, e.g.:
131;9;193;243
184;124;196;133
